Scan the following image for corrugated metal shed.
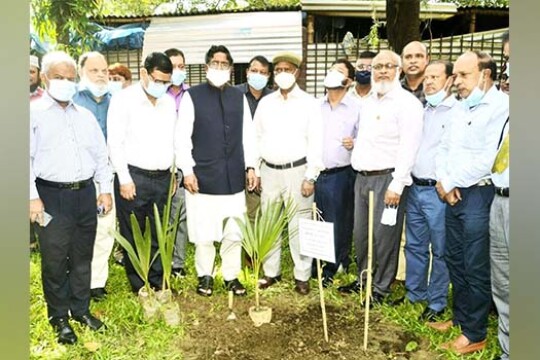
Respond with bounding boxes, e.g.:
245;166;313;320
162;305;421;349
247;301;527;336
142;11;303;64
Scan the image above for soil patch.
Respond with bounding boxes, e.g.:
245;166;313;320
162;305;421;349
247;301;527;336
176;290;436;360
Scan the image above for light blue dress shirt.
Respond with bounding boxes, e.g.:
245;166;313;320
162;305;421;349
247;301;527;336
30;92;113;199
436;85;509;192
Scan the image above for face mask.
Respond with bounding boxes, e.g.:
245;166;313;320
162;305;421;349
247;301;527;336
274;72;296;90
108;81;123;95
206;68;230;87
324;70;346;89
355;70;371;85
145;79;168;99
47;78;77;102
425;88;447;107
80;77;108;98
463;71;486;109
247;72;268;91
171;69;187;86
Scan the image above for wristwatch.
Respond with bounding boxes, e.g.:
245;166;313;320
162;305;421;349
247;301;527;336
304;176;317;184
246;167;255;172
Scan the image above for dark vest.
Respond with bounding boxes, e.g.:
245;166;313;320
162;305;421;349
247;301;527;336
188;83;246;195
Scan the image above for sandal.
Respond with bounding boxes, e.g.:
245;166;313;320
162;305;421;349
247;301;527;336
257;275;282;290
197;275;213;296
224;278;247;297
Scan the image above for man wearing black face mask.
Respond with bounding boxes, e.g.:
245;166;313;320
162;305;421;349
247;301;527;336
350;51;376;102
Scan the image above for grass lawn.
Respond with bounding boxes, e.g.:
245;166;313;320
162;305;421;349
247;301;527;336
30;243;502;359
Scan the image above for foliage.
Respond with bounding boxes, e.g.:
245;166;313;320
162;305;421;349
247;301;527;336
436;0;509;6
112;215;158;294
234;196;296;310
154;171;183;291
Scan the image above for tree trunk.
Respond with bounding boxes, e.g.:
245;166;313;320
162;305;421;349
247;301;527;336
386;0;421;54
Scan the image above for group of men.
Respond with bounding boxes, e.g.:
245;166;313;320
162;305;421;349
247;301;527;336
29;33;509;359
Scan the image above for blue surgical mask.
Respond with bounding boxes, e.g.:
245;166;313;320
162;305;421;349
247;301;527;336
47;78;77;102
355;70;371;85
145;79;168;99
463;71;487;109
425;88;447;107
171;69;187;86
247;72;268;91
108;80;123;95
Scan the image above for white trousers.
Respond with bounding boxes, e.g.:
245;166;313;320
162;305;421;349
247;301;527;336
260;164;313;282
91;181;116;289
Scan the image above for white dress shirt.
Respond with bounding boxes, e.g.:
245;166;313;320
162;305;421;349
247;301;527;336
107;82;178;185
30;92;113;199
176;91;258;176
412;95;464;180
436;85;509;192
254;84;324;181
350;86;424;194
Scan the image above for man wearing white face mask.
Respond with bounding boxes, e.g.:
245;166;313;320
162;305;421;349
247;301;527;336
177;45;258;297
235;55;274;224
315;59;360;287
404;60;463;322
30;51;113;344
164;48;190;278
254;51;324;295
431;51;509;355
73;51;116;302
339;50;423;304
107;52;178;293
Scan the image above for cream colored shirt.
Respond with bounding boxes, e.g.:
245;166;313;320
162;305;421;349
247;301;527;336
254;84;324;181
350;86;424;194
107;82;179;185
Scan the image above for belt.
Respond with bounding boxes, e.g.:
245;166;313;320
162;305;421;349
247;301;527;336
356;168;395;176
475;178;493;187
320;165;351;175
264;157;307;170
412;176;437;187
495;186;509;197
36;177;93;190
128;165;170;178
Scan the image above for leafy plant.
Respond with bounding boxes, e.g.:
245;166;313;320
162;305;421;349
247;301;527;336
234;196;297;311
154;170;183;292
112;215;159;295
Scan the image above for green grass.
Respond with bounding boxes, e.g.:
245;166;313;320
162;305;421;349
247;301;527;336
30;241;502;360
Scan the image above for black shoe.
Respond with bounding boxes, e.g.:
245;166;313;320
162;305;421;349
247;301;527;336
90;288;107;301
321;276;333;288
419;307;445;322
49;317;77;345
197;275;214;296
338;280;362;294
369;292;386;308
224;278;247;296
172;267;186;278
72;313;106;331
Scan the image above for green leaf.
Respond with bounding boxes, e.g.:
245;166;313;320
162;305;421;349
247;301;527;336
405;340;418;352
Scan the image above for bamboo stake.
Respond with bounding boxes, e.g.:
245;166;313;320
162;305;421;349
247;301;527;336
363;191;374;350
313;202;329;342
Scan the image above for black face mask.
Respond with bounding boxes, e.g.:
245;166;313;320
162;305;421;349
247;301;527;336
355;70;371;85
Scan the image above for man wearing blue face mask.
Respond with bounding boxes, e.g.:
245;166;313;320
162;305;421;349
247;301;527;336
30;51;113;344
404;60;464;322
350;51;376;102
164;48;190;278
177;45;258;297
235;55;274;224
107;52;178;293
431;50;509;355
73;52;116;302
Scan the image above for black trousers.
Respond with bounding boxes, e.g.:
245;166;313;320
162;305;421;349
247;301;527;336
35;182;97;319
114;169;171;292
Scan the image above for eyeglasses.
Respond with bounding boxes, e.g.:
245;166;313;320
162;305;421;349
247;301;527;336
209;61;231;70
372;63;400;71
500;73;509;82
356;64;372;71
148;73;171;87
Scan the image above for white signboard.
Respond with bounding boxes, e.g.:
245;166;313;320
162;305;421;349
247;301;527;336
299;219;335;263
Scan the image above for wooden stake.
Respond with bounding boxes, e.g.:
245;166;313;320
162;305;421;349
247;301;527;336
363;191;374;350
313;203;329;342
